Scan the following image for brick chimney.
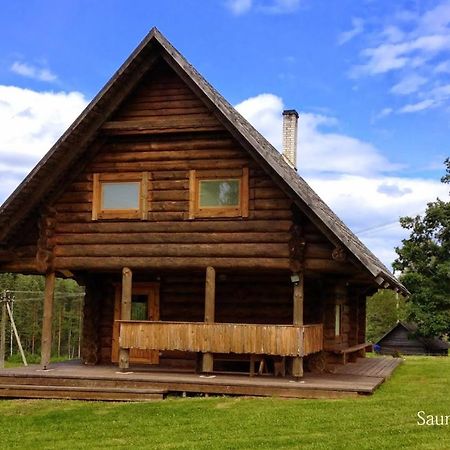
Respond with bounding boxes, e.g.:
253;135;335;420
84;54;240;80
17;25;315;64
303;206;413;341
282;109;299;169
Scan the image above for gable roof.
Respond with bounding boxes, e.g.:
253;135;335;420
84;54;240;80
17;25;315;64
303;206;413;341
0;28;407;294
377;321;449;351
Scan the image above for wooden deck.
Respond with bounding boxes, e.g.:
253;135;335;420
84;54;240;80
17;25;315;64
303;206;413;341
0;357;403;401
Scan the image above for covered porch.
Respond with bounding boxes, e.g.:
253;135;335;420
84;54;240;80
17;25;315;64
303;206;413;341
39;265;327;379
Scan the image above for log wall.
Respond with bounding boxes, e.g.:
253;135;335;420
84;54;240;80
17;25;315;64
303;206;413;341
44;59;347;274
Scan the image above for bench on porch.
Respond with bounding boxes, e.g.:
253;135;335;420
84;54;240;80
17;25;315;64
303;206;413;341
327;342;372;365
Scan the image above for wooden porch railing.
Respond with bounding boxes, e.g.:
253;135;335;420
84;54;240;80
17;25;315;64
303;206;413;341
119;321;323;357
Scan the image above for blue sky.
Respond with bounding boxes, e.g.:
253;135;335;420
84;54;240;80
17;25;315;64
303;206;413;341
0;0;449;269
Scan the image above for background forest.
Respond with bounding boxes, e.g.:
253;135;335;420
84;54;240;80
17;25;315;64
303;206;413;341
0;274;84;363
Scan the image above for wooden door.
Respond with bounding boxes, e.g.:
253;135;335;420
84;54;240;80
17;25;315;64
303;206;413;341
111;282;160;364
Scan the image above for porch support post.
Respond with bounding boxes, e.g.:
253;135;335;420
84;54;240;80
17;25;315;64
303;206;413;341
41;271;56;369
202;266;215;373
292;271;304;378
119;267;132;370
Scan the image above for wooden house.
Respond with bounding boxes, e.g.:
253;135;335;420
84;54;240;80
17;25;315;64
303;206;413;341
0;28;407;383
376;322;448;356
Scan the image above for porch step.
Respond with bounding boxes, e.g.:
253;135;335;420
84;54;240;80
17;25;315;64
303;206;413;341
0;374;163;390
0;384;167;401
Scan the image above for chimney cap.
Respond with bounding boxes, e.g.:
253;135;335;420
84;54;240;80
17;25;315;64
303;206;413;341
282;109;299;118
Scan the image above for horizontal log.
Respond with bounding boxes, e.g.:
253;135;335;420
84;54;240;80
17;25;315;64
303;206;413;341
56;203;91;213
54;256;290;270
151;190;188;201
0;250;15;262
94;149;244;163
0;258;39;273
118;99;206;111
58;192;92;204
116;107;210;118
89;159;249;172
54;243;290;258
55;220;292;234
101;116;222;135
152;180;189;190
128;93;198;104
107;138;236;152
134;86;192;96
252;210;292;220
151;171;189;181
254;199;292;210
305;243;334;259
304;259;358;274
150;201;188;212
52;232;290;245
254;187;289;200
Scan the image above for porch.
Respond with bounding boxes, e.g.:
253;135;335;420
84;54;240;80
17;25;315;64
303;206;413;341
0;357;402;400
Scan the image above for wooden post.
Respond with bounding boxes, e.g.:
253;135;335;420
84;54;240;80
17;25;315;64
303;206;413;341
119;267;132;370
41;272;55;369
202;266;215;373
6;302;27;366
292;272;304;378
0;293;6;369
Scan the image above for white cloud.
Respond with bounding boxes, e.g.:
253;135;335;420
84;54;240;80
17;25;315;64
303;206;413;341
235;92;447;268
225;0;300;15
338;18;364;46
225;0;252;15
10;61;58;82
308;174;448;269
434;60;450;73
398;99;436;113
0;85;88;203
348;2;450;114
390;74;427;95
374;107;393;121
258;0;300;14
235;93;398;175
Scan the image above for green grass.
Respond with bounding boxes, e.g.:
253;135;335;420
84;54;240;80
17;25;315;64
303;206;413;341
4;354;71;368
0;357;449;449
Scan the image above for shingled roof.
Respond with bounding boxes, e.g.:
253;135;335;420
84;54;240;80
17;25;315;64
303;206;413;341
0;28;407;294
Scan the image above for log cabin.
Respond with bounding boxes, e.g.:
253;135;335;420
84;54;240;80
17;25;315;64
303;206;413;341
376;322;448;356
0;28;407;381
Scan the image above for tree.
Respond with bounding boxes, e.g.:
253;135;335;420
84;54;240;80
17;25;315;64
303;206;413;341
393;158;450;338
366;289;406;342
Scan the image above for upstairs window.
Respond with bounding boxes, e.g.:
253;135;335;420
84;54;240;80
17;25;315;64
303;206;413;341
92;172;148;220
189;168;249;218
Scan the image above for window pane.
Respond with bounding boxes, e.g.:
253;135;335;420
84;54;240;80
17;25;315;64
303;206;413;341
199;179;240;207
101;182;140;210
335;304;341;336
131;295;148;320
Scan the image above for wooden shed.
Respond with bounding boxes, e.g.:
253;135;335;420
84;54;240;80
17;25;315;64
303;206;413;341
0;28;407;390
376;322;449;356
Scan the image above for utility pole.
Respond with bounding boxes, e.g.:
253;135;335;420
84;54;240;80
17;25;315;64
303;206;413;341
0;291;6;369
0;291;27;367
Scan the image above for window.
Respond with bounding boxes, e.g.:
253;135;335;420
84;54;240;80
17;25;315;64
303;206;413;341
335;304;342;337
92;172;148;220
189;168;249;218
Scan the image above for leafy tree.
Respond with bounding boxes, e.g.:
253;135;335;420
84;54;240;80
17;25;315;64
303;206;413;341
366;289;406;342
393;158;450;337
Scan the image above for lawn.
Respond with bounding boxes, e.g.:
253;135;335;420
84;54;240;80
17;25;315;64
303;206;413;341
0;357;449;449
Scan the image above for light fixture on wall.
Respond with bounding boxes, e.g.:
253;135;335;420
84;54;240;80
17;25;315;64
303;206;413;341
290;273;300;285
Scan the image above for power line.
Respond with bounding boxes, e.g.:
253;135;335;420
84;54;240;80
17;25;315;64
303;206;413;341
355;209;425;236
